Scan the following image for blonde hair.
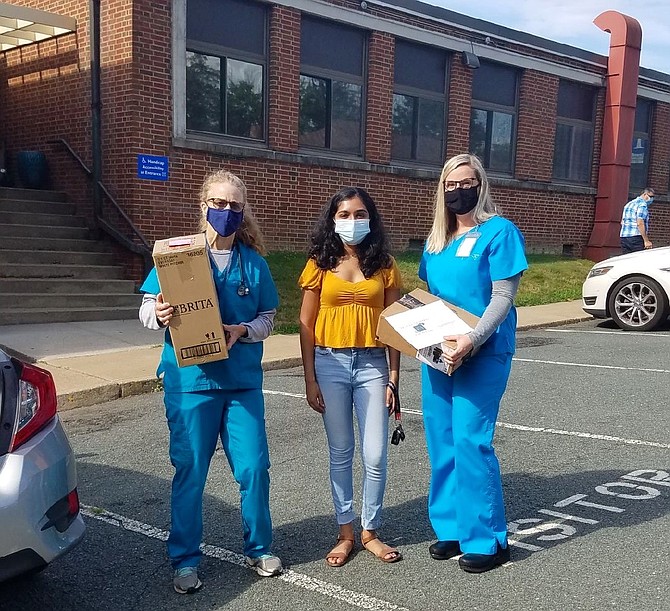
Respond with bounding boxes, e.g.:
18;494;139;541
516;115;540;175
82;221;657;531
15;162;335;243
198;169;267;255
425;154;497;254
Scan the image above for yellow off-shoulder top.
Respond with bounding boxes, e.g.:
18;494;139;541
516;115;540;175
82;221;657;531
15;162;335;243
298;257;401;348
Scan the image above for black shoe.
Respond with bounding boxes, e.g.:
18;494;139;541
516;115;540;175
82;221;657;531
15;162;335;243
429;540;461;560
458;543;510;573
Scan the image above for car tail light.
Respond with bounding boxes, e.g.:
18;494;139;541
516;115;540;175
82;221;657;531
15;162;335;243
9;361;58;452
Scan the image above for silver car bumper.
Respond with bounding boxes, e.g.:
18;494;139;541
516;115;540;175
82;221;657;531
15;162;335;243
0;415;85;581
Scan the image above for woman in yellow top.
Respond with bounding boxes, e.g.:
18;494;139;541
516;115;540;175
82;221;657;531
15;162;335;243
299;186;402;567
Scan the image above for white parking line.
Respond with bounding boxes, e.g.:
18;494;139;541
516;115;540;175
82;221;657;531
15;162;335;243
547;329;670;338
80;505;409;611
512;357;670;374
394;408;670;450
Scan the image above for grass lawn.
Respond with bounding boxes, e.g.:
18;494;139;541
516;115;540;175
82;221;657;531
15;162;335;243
266;251;594;334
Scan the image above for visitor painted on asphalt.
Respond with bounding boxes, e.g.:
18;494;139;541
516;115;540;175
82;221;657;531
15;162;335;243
298;186;402;567
420;153;528;573
138;169;282;593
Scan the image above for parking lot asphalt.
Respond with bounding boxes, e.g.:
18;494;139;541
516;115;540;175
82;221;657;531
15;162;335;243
2;318;669;611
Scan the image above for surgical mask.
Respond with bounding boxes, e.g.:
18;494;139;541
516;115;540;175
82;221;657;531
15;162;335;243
206;207;243;237
445;186;479;215
334;219;370;245
647;197;654;204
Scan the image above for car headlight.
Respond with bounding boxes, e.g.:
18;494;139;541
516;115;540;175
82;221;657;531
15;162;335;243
587;266;613;279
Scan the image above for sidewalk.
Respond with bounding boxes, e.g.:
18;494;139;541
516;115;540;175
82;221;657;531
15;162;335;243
0;300;590;410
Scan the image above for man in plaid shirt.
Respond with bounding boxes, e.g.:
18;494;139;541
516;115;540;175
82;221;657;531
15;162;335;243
620;187;655;253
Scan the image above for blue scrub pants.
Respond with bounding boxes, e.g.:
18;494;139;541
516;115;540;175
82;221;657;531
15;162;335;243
164;389;272;569
421;352;512;555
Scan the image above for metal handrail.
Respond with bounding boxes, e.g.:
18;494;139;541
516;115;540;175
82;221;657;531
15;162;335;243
48;138;152;273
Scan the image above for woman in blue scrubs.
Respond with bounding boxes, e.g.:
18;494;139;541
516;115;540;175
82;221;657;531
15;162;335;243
139;170;282;593
419;154;527;573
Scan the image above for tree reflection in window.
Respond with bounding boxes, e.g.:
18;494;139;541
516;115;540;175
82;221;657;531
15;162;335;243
299;75;361;153
470;61;518;173
186;51;264;139
392;40;446;164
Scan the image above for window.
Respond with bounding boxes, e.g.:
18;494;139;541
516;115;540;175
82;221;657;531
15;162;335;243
630;98;653;190
299;16;365;155
553;80;596;183
469;61;518;173
185;0;266;140
392;40;446;165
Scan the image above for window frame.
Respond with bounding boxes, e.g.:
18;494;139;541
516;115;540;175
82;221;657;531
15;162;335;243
298;18;367;157
630;98;653;191
553;79;596;185
391;41;448;167
469;61;519;175
175;0;269;144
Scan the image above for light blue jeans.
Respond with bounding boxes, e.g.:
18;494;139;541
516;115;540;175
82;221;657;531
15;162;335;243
314;347;389;530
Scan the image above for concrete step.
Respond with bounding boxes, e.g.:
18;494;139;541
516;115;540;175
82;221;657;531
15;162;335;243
0;199;77;215
0;249;116;266
0;293;142;309
0;307;139;325
0;263;125;280
0;223;90;239
0;187;67;202
0;210;86;227
0;236;111;252
0;278;136;294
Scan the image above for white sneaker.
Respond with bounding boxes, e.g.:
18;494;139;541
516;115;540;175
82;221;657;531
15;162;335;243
173;566;202;594
245;553;283;577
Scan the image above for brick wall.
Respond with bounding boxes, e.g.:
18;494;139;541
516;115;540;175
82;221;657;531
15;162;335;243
3;0;670;284
445;56;472;158
3;1;91;218
516;70;558;182
365;32;394;164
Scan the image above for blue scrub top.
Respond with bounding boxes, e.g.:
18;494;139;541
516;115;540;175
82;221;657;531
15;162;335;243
141;242;279;392
419;215;527;355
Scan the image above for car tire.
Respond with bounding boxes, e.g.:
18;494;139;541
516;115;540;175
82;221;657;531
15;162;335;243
608;275;669;331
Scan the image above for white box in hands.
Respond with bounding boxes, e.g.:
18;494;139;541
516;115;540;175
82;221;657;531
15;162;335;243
376;288;480;375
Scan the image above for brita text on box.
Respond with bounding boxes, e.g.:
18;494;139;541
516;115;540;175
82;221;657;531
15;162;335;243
153;233;228;367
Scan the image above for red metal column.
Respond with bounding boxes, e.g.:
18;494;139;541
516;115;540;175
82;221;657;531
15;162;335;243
584;11;642;261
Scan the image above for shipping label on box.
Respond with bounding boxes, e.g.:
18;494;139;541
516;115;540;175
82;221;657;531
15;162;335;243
153;233;228;367
376;288;479;375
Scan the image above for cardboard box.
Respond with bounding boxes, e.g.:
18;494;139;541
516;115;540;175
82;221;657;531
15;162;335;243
376;288;480;375
153;233;228;367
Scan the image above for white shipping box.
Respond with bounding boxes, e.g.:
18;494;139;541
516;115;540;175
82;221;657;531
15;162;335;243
376;288;480;375
153;233;228;367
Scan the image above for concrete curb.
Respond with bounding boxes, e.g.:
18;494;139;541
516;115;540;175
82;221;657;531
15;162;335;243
517;315;594;332
56;357;305;410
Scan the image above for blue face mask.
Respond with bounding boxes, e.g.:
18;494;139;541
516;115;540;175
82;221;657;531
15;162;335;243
334;219;370;245
206;207;243;237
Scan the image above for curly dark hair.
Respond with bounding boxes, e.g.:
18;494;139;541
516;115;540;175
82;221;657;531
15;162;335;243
308;186;393;279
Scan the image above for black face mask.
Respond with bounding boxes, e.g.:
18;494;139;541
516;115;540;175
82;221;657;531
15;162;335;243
445;186;479;215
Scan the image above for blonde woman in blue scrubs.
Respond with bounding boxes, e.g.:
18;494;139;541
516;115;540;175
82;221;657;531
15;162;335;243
419;154;527;573
139;170;282;594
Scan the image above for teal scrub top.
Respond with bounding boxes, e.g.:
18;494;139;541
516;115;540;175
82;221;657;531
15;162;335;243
141;242;279;392
419;215;528;355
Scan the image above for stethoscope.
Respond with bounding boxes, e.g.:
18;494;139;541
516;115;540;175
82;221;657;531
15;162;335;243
233;242;250;297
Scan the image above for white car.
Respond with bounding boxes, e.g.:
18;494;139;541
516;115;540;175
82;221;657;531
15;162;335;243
582;246;670;331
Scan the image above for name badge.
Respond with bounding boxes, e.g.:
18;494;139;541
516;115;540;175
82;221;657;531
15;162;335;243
455;232;480;257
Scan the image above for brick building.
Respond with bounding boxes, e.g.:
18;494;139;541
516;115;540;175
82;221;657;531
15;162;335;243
1;0;669;284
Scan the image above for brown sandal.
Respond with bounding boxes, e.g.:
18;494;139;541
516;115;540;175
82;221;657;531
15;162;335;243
361;530;402;564
325;535;355;567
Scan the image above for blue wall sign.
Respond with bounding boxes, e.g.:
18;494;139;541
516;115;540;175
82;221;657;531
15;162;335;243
137;154;169;181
